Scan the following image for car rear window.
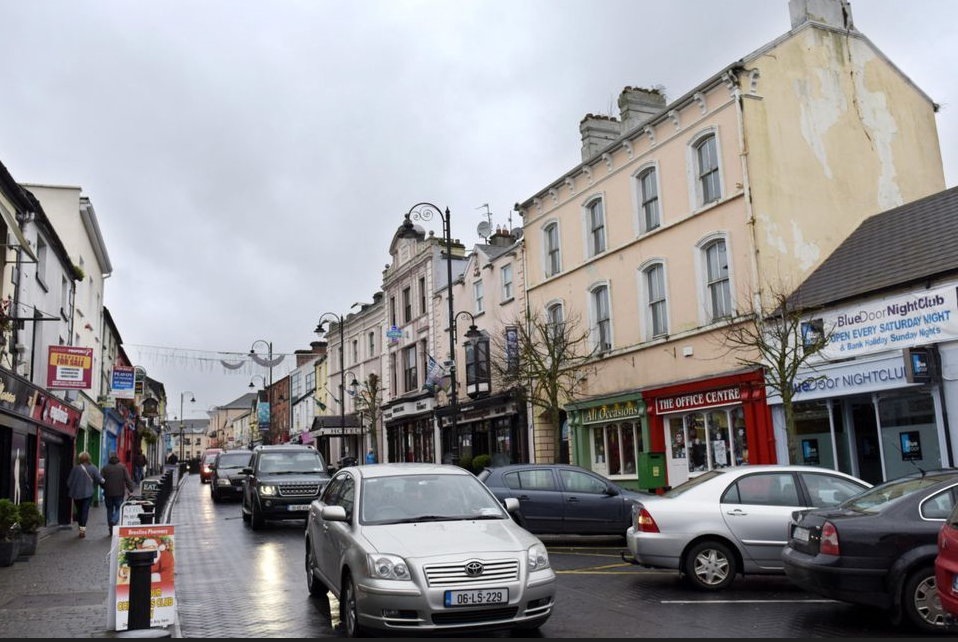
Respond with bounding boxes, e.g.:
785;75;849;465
258;451;326;473
920;488;957;520
663;470;724;498
844;475;954;513
217;452;251;468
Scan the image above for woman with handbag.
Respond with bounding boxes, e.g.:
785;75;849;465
66;451;105;538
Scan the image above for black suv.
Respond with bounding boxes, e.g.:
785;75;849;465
210;450;253;503
241;445;332;530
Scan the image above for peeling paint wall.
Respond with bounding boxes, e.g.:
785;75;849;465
745;25;944;300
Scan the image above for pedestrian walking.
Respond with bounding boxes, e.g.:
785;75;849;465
365;449;375;465
66;451;105;539
101;451;135;535
133;451;147;483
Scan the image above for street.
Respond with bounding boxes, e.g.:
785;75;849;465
172;475;931;638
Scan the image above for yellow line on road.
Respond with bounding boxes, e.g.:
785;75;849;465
547;551;625;558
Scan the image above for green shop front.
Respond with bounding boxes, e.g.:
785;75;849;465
567;393;658;491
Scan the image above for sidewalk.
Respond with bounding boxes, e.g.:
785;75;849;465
0;475;180;638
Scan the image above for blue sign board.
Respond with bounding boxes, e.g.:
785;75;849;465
257;401;270;430
111;367;135;399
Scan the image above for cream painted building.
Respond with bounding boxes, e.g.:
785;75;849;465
518;0;946;489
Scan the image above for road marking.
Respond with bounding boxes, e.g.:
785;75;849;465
660;599;839;604
547;551;626;558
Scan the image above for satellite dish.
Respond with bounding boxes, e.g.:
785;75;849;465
477;220;493;240
511;227;524;240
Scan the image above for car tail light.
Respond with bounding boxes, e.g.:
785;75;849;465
636;508;659;533
820;521;840;555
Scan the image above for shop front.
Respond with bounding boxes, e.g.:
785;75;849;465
645;370;773;489
436;391;529;467
0;367;82;527
308;414;363;466
768;350;949;485
383;393;436;463
566;392;647;490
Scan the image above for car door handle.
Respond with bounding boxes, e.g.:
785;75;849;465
567;497;579;503
726;509;747;516
517;495;530;501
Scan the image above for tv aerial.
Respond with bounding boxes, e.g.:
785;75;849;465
476;203;493;241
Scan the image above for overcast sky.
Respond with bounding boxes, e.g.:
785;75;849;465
2;0;955;419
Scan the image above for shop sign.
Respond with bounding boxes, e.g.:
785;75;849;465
583;399;643;424
900;431;922;460
654;387;740;415
141;398;159;417
48;346;94;389
770;352;911;403
257;401;270;430
111;366;136;399
812;283;958;360
386;325;403;346
31;393;81;437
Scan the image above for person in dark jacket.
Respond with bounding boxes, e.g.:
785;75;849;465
101;451;135;535
66;451;105;539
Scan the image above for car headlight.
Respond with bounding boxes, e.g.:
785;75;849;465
366;554;411;581
259;485;277;496
216;478;231;486
527;544;550;571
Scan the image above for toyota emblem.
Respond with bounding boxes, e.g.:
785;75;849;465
464;561;484;577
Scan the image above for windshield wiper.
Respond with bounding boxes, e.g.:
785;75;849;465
464;514;506;520
390;515;459;524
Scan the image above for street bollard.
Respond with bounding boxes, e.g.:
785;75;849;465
125;549;155;630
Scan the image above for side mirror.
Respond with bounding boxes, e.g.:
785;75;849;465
242;467;253;475
321;505;348;522
504;497;520;513
604;485;619;497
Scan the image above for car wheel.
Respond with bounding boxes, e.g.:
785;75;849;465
684;540;736;591
341;573;364;637
211;489;220;503
250;499;264;530
902;565;945;632
306;541;327;597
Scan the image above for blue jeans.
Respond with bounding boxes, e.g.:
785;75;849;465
73;497;93;527
105;495;124;526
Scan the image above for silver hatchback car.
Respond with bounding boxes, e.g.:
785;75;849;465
305;463;556;636
625;465;870;591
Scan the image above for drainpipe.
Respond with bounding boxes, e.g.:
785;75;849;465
731;66;763;316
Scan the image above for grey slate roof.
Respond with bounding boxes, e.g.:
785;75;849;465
220;392;258;409
477;243;513;261
789;187;958;310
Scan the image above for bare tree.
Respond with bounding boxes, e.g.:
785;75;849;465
352;372;384;461
720;284;829;462
491;309;596;463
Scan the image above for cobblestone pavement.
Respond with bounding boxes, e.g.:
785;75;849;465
0;502;118;638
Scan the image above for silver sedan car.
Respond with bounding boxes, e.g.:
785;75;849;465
625;465;870;591
305;463;556;636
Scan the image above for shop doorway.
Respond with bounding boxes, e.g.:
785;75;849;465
851;401;883;486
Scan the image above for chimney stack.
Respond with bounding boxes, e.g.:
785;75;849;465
788;0;853;31
579;114;621;162
618;86;667;133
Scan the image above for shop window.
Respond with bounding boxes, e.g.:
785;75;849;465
730;407;749;465
670;407;748;474
592;426;605;466
790;402;834;469
591;423;639;476
559;469;608;494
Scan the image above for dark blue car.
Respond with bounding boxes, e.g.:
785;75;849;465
477;464;651;537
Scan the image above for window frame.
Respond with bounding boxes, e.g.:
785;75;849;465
687;128;724;210
582;195;607;258
542;220;562;278
501;264;513;301
474;280;484;314
694;232;736;325
639;259;670;340
402;344;418;392
632;162;662;235
402;286;412;324
588;282;613;354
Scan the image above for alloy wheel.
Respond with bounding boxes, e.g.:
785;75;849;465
912;575;944;628
693;549;730;586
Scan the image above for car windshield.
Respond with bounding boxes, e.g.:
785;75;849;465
663;470;724;498
360;474;507;525
258;451;326;474
842;475;953;513
217;452;251;469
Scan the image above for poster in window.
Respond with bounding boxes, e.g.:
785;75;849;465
900;431;922;461
801;438;820;465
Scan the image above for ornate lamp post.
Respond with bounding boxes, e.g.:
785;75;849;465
315;312;349;462
179;390;196;461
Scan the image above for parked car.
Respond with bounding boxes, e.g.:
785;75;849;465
305;463;556;636
478;463;652;537
782;469;958;632
625;465;870;591
241;445;331;530
199;448;223;483
937;501;958;626
210;450;253;503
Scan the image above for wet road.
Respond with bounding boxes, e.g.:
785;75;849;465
172;475;940;637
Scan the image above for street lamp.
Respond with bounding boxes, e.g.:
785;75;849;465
315;312;349;462
397;202;467;461
249;340;274;444
179;390;196;461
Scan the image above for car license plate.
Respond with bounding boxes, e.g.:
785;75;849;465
792;526;810;543
444;588;509;607
287;505;310;512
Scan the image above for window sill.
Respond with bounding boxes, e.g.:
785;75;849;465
499;297;515;306
37;276;48;293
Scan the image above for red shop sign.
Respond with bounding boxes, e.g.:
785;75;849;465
31;392;81;437
654;387;741;415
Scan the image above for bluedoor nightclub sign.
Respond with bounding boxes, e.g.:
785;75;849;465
808;284;958;360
